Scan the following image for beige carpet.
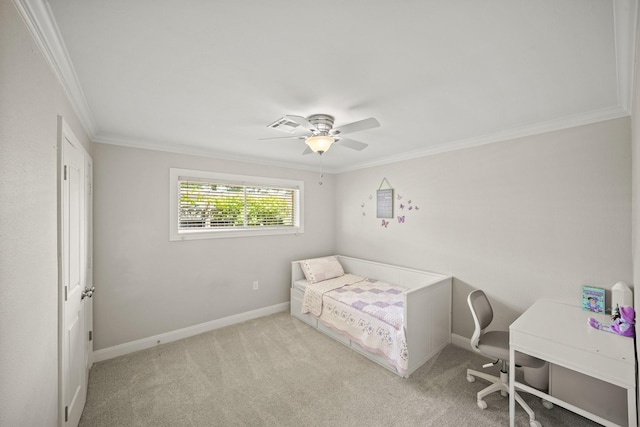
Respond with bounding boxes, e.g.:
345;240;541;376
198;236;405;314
80;311;599;427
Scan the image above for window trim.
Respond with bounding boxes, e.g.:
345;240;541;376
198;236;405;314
170;168;304;241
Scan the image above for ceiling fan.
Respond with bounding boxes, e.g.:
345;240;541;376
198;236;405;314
261;114;380;155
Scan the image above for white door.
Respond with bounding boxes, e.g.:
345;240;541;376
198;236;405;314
60;119;92;426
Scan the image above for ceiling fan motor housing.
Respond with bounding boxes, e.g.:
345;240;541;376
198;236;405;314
307;114;335;135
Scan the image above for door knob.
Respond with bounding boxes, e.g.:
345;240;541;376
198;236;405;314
81;286;95;300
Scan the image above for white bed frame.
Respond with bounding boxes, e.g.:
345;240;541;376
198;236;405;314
290;255;452;378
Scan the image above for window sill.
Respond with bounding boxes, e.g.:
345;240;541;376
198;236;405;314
170;227;304;241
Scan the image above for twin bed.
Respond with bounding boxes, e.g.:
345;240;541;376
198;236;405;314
290;255;452;378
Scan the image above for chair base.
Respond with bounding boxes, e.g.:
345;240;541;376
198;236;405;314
467;368;542;427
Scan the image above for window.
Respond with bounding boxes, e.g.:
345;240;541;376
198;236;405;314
170;168;303;240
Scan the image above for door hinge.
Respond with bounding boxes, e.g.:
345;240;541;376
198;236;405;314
89;330;93;341
64;165;68;181
64;286;68;301
65;405;68;422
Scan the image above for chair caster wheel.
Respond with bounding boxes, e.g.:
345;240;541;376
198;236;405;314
466;375;475;383
500;389;508;397
542;399;553;409
529;420;542;427
477;400;487;410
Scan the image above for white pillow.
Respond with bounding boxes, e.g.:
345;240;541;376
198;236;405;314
299;256;345;284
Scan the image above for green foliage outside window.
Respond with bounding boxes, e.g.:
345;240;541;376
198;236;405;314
179;182;294;229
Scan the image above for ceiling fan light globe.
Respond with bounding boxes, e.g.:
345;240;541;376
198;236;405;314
305;135;334;154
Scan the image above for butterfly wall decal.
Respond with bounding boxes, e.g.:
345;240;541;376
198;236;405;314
397;216;405;223
381;220;389;228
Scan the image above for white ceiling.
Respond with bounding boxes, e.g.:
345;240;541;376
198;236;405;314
18;0;637;172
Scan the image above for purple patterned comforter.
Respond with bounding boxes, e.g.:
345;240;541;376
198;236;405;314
317;278;409;375
324;279;407;330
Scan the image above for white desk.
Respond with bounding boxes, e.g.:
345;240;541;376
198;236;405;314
509;300;636;427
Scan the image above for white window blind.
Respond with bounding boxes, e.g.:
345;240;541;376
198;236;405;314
170;168;303;240
178;181;296;230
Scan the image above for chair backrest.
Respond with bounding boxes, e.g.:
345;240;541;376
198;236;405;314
468;290;494;352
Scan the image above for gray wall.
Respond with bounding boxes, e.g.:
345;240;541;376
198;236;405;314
92;143;335;349
335;117;632;338
0;0;92;425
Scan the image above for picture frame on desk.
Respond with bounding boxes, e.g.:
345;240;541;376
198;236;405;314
581;285;605;313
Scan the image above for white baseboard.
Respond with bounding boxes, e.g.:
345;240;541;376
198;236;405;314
93;302;290;363
450;333;471;350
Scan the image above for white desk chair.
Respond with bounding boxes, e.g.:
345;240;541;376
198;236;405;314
465;290;547;427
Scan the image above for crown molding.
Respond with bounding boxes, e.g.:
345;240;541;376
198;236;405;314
94;104;629;175
92;133;329;173
13;0;96;138
333;105;630;173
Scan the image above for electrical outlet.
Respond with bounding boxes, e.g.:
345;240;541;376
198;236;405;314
252;281;259;290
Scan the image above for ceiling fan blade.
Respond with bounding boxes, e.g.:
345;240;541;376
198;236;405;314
331;117;379;136
258;135;306;141
285;115;318;133
302;146;313;155
334;137;368;151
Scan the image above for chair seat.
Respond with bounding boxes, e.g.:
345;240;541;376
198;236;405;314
478;331;545;368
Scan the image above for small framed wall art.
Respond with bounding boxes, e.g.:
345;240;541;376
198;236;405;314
376;178;393;219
